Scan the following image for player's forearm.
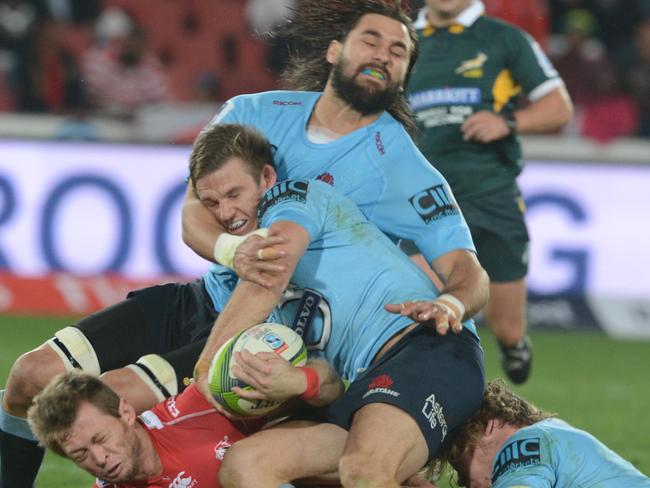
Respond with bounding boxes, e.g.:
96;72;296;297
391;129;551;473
181;184;224;262
432;250;489;320
514;86;573;134
305;358;345;407
199;281;284;365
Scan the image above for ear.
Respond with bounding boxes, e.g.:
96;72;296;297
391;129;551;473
326;40;342;65
260;164;277;192
118;398;137;427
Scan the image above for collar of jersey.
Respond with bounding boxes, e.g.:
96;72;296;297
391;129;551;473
414;0;485;34
302;93;392;147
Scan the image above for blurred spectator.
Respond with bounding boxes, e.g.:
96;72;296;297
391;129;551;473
579;63;639;142
0;0;50;111
549;0;642;50
81;8;172;118
483;0;551;46
616;17;650;137
548;9;608;107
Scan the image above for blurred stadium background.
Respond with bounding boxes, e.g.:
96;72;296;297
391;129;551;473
0;0;649;486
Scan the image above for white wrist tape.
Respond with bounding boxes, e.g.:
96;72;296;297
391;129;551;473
434;293;466;320
213;228;269;268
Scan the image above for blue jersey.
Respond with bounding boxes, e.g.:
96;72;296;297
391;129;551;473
256;178;478;381
208;90;475;264
492;419;650;488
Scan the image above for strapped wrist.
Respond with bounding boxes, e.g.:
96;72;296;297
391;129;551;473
298;366;320;401
434;293;466;320
213;228;269;268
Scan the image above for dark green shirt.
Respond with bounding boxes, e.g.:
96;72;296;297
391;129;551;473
407;6;562;200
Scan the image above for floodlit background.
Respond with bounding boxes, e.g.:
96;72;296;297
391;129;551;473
0;0;649;486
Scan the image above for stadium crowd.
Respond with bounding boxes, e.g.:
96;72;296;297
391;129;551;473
1;0;650;141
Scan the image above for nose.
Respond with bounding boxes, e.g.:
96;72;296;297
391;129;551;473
89;446;108;467
372;44;390;65
218;201;236;222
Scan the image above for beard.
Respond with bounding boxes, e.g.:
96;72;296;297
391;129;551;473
109;423;144;483
330;58;402;115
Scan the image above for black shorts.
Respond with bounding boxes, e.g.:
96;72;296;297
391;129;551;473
74;279;218;391
460;185;529;282
309;325;485;462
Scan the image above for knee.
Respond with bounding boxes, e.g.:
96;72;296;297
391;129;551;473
220;441;259;488
4;347;63;414
339;451;393;488
221;440;283;488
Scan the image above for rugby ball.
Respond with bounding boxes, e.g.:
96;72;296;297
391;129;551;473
207;322;307;417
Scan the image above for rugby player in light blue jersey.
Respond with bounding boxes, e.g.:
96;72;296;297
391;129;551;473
181;0;489;342
442;380;650;488
190;123;485;488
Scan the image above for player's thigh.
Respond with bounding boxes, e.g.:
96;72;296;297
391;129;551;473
225;420;347;481
344;402;428;482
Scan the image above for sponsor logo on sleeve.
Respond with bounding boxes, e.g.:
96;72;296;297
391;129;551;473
492;437;541;483
258;180;309;218
409;185;459;223
421;394;448;441
166;396;180;418
362;374;400;399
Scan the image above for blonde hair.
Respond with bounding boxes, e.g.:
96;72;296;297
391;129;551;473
430;379;554;485
27;372;121;457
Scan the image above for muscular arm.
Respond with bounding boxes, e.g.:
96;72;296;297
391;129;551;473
513;86;573;134
196;220;310;379
182;183;223;262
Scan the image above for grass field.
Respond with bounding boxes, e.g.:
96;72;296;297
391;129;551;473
1;314;649;487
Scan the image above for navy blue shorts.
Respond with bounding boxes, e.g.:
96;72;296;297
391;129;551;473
315;325;485;462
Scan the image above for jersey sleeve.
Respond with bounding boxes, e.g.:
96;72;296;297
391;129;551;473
374;140;475;263
491;429;557;488
257;179;326;242
505;27;564;101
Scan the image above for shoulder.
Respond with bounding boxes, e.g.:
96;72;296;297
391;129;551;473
474;15;527;39
493;421;558;480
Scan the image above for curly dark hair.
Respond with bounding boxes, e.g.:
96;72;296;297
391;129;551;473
278;0;419;135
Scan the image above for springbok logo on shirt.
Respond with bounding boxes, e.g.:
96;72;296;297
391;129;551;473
168;471;197;488
455;52;488;78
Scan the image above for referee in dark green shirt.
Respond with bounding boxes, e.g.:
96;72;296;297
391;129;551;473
407;0;573;383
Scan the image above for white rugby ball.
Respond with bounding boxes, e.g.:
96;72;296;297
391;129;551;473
207;322;307;417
